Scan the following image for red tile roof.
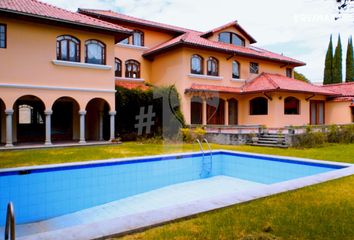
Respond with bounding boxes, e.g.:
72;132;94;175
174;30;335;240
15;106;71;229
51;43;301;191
115;81;150;91
186;73;338;96
329;97;354;102
242;73;336;95
0;0;132;34
144;32;305;66
321;82;354;97
200;20;257;44
78;9;200;34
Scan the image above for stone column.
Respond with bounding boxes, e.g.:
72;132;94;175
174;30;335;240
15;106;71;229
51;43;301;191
99;112;104;141
109;111;116;141
202;99;207;126
224;99;229;126
5;109;14;147
44;110;53;145
79;110;86;144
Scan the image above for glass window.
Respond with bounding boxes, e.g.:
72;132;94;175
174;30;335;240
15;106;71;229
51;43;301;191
232;61;240;79
284;97;300;115
286;68;293;78
191;55;203;74
0;24;6;48
207;57;219;76
115;58;122;77
218;32;245;46
56;35;80;62
250;97;268;115
132;30;144;46
85;40;106;65
250;62;259;74
125;60;140;78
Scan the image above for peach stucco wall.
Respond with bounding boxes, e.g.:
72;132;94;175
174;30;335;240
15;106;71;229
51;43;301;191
326;101;353;124
0;17;116;111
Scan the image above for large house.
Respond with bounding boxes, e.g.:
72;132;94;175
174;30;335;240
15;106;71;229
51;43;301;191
0;0;353;147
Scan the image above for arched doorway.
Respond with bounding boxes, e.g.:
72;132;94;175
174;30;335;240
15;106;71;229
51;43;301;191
52;97;80;142
0;98;5;144
86;98;110;141
14;95;45;143
191;96;203;125
228;98;238;125
207;98;225;125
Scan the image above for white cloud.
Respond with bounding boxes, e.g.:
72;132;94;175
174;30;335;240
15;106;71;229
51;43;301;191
43;0;353;82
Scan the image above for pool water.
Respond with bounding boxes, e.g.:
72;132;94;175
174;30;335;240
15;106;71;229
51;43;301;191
0;151;345;226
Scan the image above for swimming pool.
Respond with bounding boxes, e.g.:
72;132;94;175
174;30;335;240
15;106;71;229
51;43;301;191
0;150;353;239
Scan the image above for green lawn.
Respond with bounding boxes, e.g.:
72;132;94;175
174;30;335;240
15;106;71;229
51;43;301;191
0;142;353;240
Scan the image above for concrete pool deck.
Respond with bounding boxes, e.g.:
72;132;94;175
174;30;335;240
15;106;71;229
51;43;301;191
1;150;354;240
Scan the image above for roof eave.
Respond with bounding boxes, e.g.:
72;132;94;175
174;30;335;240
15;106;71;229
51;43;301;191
0;8;132;42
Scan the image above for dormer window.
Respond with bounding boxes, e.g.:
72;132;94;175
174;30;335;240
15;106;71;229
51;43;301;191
132;30;144;46
191;54;203;75
219;32;245;47
286;68;293;78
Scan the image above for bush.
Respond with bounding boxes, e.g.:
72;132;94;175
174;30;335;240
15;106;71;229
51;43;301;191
180;127;207;143
180;128;193;142
115;85;185;141
293;126;326;148
327;124;354;143
193;127;207;140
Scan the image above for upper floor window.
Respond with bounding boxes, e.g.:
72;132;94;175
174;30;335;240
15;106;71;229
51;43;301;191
191;54;203;75
250;62;259;74
85;40;106;65
232;61;240;79
115;58;122;77
0;24;6;48
207;57;219;76
286;68;293;78
284;97;300;115
250;97;268;115
132;30;144;46
56;35;80;62
125;60;140;78
219;32;245;47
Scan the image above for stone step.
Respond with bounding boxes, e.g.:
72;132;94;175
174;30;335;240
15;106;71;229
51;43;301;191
258;137;284;141
250;143;289;148
257;140;279;144
260;135;285;139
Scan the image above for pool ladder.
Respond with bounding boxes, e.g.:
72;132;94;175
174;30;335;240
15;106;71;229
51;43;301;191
4;202;15;240
195;138;213;178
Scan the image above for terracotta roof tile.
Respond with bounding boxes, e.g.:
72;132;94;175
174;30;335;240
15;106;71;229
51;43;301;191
242;73;336;95
0;0;132;33
115;81;150;91
321;82;354;97
78;9;200;34
144;32;305;66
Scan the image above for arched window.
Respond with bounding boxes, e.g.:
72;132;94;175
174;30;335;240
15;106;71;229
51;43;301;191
207;57;219;76
250;97;268;115
219;32;245;47
132;30;144;46
284;97;300;115
115;58;122;77
232;61;240;79
85;40;106;65
56;35;80;62
191;54;203;75
125;60;140;78
191;96;203;125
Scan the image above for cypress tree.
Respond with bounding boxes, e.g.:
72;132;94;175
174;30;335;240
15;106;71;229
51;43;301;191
323;35;333;84
333;34;343;83
346;36;354;82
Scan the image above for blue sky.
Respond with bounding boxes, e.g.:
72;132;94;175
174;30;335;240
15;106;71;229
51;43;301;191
44;0;353;83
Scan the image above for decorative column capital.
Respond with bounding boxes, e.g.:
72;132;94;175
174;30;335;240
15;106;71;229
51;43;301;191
109;111;117;116
44;110;53;115
79;110;87;115
5;109;14;115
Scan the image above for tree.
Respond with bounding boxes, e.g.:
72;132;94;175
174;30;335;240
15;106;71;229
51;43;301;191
294;71;310;82
323;35;334;84
346;36;354;82
332;34;343;83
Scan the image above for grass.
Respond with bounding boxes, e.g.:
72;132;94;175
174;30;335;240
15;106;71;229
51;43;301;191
1;142;353;240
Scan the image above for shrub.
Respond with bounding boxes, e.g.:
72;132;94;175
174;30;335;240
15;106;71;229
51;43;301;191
193;127;206;140
179;127;207;143
180;128;193;142
293;126;326;148
327;124;354;143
